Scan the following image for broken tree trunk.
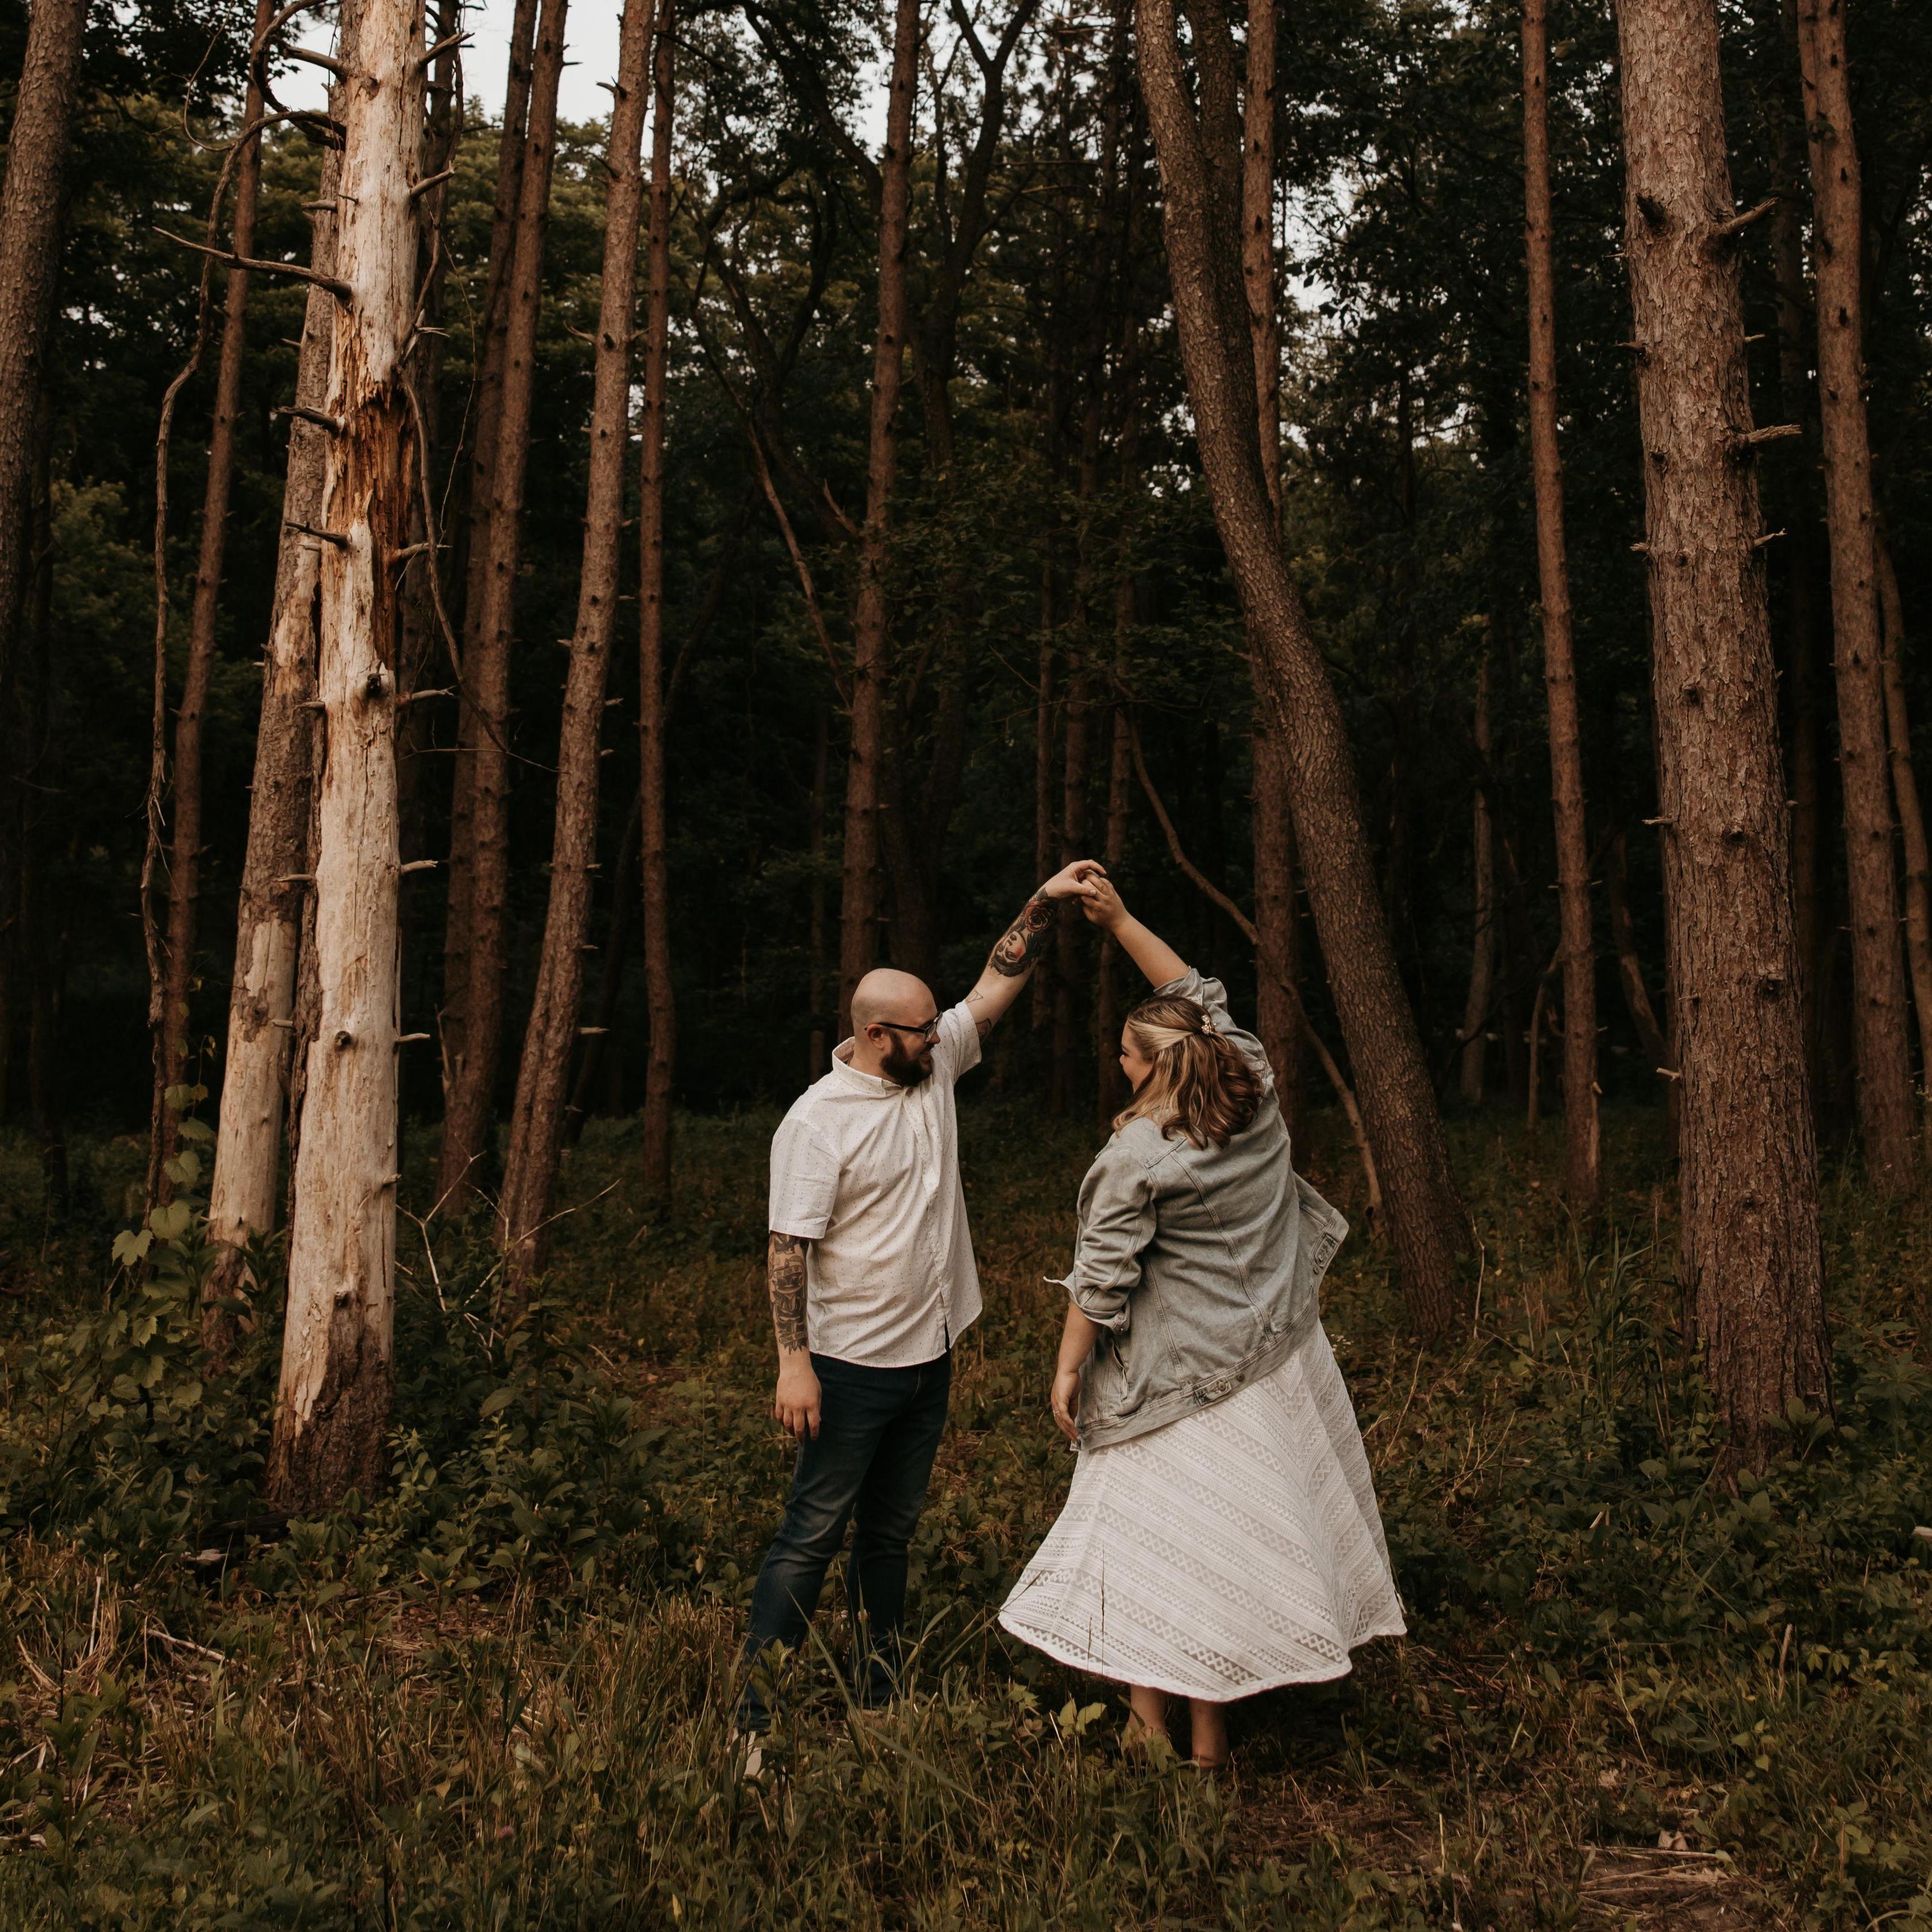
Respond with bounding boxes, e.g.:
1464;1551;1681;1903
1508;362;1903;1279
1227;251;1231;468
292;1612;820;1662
266;0;426;1512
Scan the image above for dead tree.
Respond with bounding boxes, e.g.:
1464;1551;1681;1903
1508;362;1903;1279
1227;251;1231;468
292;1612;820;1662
267;0;427;1511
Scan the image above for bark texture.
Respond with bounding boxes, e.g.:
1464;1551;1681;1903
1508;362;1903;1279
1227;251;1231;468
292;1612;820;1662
1796;0;1915;1188
499;0;656;1281
205;78;348;1360
1522;0;1600;1209
0;0;88;698
1614;0;1829;1462
836;0;920;1034
267;0;425;1511
437;0;570;1208
1136;0;1470;1334
637;0;678;1204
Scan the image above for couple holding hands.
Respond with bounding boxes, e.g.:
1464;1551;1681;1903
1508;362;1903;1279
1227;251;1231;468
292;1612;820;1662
738;861;1403;1771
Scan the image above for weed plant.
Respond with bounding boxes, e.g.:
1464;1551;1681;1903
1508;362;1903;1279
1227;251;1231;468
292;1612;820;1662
0;1100;1927;1928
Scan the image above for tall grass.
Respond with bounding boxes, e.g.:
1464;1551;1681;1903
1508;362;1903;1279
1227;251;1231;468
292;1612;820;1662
1;1099;1928;1927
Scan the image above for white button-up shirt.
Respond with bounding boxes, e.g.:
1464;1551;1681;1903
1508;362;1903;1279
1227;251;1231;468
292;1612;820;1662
766;1001;983;1367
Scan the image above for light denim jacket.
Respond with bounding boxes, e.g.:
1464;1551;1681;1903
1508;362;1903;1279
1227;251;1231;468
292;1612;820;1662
1058;969;1348;1449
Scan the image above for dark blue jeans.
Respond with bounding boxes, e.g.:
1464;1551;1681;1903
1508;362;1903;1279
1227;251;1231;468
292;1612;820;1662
738;1349;952;1731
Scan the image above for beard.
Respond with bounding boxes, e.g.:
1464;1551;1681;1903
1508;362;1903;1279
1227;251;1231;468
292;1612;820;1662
882;1039;935;1087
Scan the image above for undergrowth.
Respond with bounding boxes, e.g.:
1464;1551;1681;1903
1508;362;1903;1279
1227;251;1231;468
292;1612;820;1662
0;1099;1927;1929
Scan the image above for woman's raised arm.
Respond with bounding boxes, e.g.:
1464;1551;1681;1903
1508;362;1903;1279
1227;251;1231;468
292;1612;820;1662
1080;876;1188;989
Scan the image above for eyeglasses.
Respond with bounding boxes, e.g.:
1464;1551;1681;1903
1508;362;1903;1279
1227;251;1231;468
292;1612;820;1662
875;1017;942;1043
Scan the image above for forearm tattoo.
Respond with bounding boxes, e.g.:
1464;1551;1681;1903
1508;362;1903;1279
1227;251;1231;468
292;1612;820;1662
987;891;1056;980
768;1232;810;1353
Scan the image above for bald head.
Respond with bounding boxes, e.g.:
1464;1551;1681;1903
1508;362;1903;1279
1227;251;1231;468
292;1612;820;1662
850;968;935;1033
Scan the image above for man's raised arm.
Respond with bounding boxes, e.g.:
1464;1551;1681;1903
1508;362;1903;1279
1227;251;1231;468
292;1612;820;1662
768;1232;821;1439
963;861;1104;1038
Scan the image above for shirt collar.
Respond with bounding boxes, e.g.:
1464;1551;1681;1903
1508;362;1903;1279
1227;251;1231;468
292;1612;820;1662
832;1038;902;1095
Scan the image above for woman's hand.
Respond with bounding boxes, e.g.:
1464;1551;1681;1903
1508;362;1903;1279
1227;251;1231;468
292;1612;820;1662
1079;871;1128;933
1050;1364;1083;1443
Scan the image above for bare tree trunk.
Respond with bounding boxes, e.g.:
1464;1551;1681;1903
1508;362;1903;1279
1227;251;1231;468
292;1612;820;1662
1032;578;1057;1035
1137;0;1468;1335
1096;678;1133;1127
499;0;656;1282
204;76;348;1363
563;788;640;1145
1796;0;1915;1189
1241;0;1299;1118
1877;534;1932;1115
1460;651;1495;1105
156;4;276;1188
1614;0;1829;1463
1522;0;1600;1209
837;0;921;1035
809;710;830;1077
0;0;88;699
1052;629;1091;1114
437;0;570;1209
637;0;678;1204
267;0;426;1512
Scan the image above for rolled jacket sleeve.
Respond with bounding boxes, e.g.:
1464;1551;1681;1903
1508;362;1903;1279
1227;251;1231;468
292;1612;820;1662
768;1113;840;1240
1059;1145;1157;1331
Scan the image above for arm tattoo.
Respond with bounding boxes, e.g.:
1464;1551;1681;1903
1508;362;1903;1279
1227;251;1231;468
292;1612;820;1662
987;891;1056;980
768;1232;811;1353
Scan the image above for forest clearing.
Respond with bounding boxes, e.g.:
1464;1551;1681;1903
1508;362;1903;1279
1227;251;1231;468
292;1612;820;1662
2;0;1931;1921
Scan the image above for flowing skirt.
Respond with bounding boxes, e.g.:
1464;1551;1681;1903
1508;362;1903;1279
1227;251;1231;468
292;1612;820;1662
998;1325;1405;1703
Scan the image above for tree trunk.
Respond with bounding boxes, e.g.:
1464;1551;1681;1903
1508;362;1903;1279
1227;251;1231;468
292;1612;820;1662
1797;0;1914;1188
1096;676;1133;1127
437;0;570;1209
837;0;920;1036
1522;0;1600;1209
156;2;275;1186
637;0;678;1204
809;709;830;1077
1460;651;1495;1105
1613;0;1829;1463
499;0;656;1281
1136;0;1470;1336
1052;629;1091;1115
1241;0;1299;1117
1877;534;1932;1114
564;788;640;1146
440;0;540;1150
0;0;88;699
1766;17;1826;1094
204;73;348;1362
267;0;426;1512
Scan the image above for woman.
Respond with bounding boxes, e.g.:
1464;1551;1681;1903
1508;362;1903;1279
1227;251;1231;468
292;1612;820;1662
999;876;1404;1768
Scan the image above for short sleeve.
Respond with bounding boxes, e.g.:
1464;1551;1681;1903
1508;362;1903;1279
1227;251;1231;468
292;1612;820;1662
768;1109;840;1240
1153;968;1273;1086
932;999;983;1085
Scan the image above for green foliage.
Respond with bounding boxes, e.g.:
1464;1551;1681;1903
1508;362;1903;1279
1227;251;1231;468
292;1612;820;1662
3;1109;1927;1927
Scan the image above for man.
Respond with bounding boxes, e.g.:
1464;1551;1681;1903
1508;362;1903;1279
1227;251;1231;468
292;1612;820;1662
738;861;1101;1738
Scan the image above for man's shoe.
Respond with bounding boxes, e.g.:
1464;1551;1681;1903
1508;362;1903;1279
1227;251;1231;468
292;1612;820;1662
729;1729;765;1782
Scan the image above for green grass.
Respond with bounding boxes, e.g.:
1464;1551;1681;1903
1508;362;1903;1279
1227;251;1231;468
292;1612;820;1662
1;1098;1929;1928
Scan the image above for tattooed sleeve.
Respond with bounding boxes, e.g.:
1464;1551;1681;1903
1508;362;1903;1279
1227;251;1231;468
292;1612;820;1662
987;891;1056;980
767;1232;811;1353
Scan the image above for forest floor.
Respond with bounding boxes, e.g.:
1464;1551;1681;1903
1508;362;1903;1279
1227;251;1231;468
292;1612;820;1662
0;1097;1928;1929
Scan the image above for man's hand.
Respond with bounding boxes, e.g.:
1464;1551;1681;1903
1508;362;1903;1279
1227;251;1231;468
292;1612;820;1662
775;1351;822;1440
967;863;1107;1036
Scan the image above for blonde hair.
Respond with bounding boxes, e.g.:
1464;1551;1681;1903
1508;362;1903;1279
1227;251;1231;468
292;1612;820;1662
1113;995;1264;1149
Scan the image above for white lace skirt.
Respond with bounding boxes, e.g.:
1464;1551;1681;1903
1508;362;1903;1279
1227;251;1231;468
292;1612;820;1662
998;1325;1406;1702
